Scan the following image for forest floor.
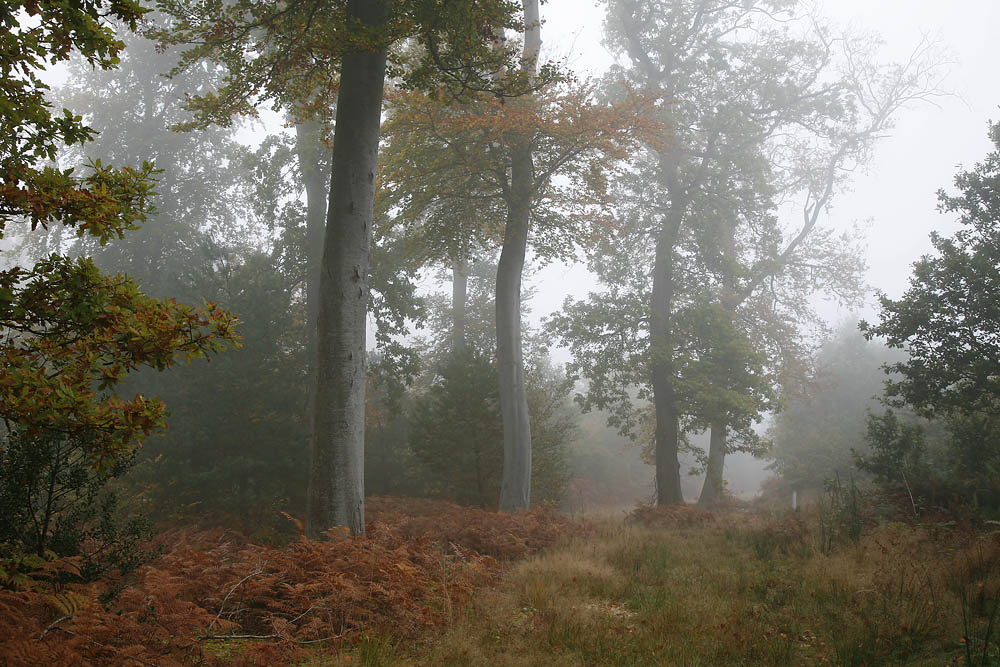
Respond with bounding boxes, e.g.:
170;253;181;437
2;497;998;666
398;504;1000;666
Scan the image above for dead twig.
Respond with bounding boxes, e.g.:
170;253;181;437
901;469;919;518
38;615;71;640
208;561;266;632
200;605;327;645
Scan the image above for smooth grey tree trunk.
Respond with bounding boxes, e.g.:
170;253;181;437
698;420;727;507
497;0;540;514
306;0;389;538
294;120;330;377
497;143;533;512
452;258;468;355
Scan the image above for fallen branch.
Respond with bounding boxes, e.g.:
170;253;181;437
38;615;71;640
208;561;266;632
199;605;329;645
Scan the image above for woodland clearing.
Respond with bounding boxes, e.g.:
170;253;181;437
2;496;997;666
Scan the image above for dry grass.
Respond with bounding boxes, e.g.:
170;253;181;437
6;498;996;665
389;508;1000;667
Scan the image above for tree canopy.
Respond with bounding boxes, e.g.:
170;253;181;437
862;121;1000;503
0;0;239;566
863;121;1000;419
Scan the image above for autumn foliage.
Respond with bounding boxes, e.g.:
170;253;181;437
367;496;589;560
626;503;718;529
0;497;586;665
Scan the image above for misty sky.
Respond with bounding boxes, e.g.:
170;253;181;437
531;0;1000;345
29;2;1000;354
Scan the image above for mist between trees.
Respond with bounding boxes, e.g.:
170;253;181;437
2;0;995;564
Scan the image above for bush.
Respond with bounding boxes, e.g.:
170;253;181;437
408;350;571;508
0;432;154;583
816;475;866;554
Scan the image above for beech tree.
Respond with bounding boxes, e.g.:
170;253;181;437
405;265;573;508
691;28;945;506
380;77;653;511
494;0;541;512
160;0;528;535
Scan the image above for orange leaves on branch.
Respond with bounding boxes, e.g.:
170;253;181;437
0;160;159;246
0;255;240;464
1;1;240;467
379;79;666;263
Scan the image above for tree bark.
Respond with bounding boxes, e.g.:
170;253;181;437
294;120;330;378
521;0;541;68
698;420;727;508
649;149;687;505
699;212;738;508
650;211;684;505
496;0;540;513
452;257;468;355
306;0;389;538
497;141;533;513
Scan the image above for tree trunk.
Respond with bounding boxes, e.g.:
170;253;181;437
698;420;727;508
306;0;389;538
699;210;738;508
496;0;540;513
521;0;541;67
452;257;468;355
497;142;533;513
294;120;330;379
650;213;684;505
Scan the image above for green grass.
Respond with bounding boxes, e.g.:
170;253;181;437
279;507;1000;666
393;510;999;666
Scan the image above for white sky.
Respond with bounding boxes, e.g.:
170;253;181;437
529;0;1000;346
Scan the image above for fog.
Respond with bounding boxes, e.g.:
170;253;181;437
516;0;1000;500
8;0;1000;521
534;0;998;328
6;3;1000;658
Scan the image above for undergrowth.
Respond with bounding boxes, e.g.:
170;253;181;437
405;503;1000;666
0;497;583;665
3;495;998;666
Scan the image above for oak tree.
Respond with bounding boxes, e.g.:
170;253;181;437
554;0;942;505
0;0;238;560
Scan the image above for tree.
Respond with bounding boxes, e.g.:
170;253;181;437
554;0;942;505
556;0;836;503
863;122;1000;419
0;0;238;562
862;121;1000;504
304;0;392;538
160;0;529;537
407;265;572;508
495;0;542;513
6;21;320;524
32;18;249;299
379;59;653;514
